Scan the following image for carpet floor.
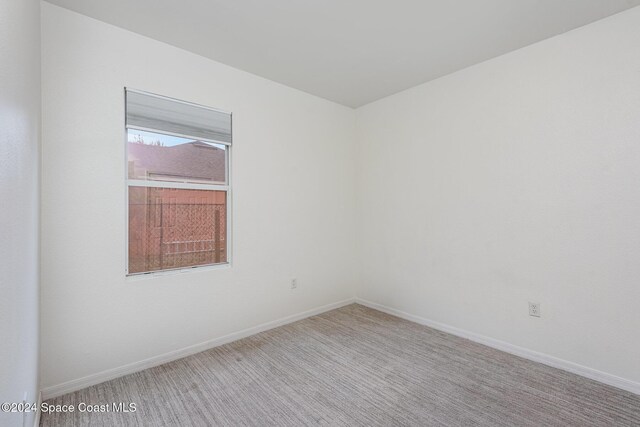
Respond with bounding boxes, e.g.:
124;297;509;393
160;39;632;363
41;304;640;426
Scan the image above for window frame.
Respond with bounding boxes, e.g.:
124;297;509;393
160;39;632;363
124;88;232;277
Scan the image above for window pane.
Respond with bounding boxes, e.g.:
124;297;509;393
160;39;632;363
127;130;227;184
128;186;227;274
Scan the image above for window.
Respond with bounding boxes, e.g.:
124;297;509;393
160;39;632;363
125;89;231;275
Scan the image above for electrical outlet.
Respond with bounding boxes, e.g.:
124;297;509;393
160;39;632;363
291;278;297;290
528;302;541;317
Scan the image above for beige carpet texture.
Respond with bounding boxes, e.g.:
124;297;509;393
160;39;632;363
41;304;640;426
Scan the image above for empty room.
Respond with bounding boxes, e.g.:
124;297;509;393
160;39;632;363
2;0;640;426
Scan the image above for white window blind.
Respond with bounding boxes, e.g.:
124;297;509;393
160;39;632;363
125;89;232;145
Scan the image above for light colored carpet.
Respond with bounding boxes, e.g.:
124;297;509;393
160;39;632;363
41;304;640;426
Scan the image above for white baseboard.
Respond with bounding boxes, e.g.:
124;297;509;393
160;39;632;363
356;298;640;396
41;298;356;400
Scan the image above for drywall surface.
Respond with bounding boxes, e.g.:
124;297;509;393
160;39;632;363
41;3;357;389
356;7;640;384
0;0;41;425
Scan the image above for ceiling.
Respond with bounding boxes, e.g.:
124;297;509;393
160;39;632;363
45;0;640;108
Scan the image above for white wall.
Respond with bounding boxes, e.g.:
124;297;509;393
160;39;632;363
41;0;640;397
357;7;640;384
40;3;357;391
0;0;41;425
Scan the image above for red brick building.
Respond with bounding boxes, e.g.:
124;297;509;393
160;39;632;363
128;141;227;273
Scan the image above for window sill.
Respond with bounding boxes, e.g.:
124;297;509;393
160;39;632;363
126;262;231;281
